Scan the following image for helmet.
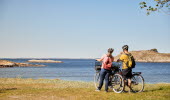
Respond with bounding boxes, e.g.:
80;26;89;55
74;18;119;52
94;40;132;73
122;45;129;50
108;48;114;53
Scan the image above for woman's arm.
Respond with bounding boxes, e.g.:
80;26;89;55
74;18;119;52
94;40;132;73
96;59;103;62
96;54;105;62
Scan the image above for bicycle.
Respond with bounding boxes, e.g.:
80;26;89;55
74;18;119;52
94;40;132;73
94;61;144;93
94;61;124;93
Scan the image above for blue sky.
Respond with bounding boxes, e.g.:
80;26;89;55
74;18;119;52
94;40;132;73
0;0;170;58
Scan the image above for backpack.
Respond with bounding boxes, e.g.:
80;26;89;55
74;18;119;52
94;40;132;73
103;56;112;70
126;53;136;68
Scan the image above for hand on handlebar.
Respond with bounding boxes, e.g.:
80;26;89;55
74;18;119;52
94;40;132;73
117;59;120;62
96;59;101;62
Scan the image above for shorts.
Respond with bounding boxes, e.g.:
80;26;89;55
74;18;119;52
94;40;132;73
122;68;132;79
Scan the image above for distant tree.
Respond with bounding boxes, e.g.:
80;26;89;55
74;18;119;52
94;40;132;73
139;0;170;15
150;48;158;52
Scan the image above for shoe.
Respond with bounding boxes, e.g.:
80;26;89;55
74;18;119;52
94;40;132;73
128;89;135;93
105;90;108;93
123;90;128;93
130;90;135;93
95;89;100;92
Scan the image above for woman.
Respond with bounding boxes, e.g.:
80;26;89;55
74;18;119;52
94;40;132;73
96;48;114;92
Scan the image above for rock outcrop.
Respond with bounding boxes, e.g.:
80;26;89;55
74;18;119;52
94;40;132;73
114;49;170;63
0;60;45;68
28;60;63;63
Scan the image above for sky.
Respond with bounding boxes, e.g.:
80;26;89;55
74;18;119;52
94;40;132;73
0;0;170;58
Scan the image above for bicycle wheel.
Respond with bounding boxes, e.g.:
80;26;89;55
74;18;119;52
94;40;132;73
112;74;124;93
94;72;100;89
131;74;144;93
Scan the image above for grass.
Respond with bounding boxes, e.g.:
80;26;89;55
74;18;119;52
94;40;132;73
0;78;170;100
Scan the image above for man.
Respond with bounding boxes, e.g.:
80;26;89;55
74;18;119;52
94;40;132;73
117;45;134;92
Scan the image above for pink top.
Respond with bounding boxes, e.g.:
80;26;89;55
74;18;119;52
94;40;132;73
100;54;114;69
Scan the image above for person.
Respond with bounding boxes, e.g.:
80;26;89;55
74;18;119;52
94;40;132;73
117;45;134;92
95;48;114;92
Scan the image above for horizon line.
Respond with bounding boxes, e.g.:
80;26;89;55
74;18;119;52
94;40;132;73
0;57;97;59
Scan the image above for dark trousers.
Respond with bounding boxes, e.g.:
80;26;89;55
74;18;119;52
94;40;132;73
98;68;111;91
122;68;132;79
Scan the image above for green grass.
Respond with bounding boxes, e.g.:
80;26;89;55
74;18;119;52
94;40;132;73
0;78;170;100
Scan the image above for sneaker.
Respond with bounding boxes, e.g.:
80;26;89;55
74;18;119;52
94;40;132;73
123;90;128;93
129;90;135;93
105;90;108;93
95;89;100;92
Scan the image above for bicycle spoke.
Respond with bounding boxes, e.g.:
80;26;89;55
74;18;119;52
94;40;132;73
131;75;144;93
112;74;124;93
94;72;100;89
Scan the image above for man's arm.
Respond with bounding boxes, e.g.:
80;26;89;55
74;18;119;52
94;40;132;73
117;54;124;62
117;59;122;62
112;57;114;62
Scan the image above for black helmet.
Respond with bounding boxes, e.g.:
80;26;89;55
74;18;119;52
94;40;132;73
108;48;114;53
122;45;129;50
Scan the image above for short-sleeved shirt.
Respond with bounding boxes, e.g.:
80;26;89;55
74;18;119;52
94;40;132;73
119;53;130;69
100;54;114;69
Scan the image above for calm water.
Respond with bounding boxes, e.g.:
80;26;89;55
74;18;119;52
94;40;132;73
0;59;170;84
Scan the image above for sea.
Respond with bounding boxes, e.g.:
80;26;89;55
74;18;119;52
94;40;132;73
0;58;170;84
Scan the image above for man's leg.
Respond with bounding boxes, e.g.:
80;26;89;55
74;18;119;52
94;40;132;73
127;69;133;92
128;78;133;93
128;79;131;88
122;69;127;91
98;69;106;90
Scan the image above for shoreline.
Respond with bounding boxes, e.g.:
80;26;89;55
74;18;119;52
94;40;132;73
135;61;170;63
0;77;169;84
1;58;170;63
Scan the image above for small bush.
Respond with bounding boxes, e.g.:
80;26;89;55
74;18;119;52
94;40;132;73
150;48;158;52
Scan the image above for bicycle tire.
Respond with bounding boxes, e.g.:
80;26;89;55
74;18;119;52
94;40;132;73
112;74;124;93
131;74;144;93
94;72;100;89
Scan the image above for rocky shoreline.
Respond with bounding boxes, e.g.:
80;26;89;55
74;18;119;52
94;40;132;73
0;60;45;68
115;49;170;63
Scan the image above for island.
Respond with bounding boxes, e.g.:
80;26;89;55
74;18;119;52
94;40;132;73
114;49;170;63
27;60;63;63
0;60;45;68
